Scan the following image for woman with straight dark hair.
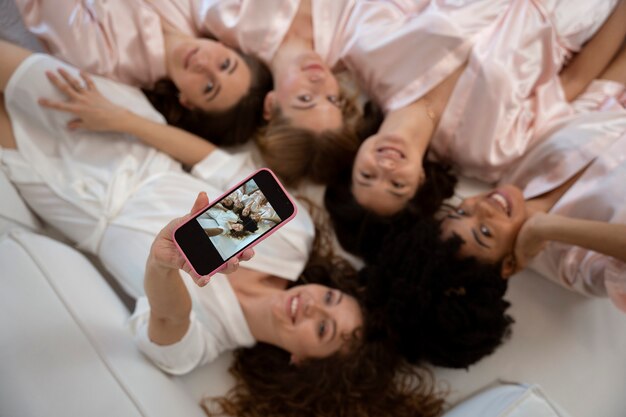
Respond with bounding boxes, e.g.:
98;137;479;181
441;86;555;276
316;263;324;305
16;0;272;146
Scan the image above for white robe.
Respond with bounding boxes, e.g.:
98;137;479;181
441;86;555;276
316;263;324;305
1;54;315;298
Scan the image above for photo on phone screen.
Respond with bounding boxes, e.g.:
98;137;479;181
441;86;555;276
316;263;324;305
195;178;281;260
174;169;297;276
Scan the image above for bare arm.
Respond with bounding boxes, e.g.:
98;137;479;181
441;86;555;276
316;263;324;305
38;69;217;166
515;213;626;268
144;193;254;345
0;39;33;92
559;0;626;101
115;110;217;166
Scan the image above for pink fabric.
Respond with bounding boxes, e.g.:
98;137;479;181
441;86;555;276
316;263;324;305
430;0;619;183
16;0;511;111
164;0;510;110
500;94;626;309
333;0;510;111
16;0;167;88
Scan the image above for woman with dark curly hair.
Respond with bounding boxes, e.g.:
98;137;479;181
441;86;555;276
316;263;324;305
16;0;273;147
346;212;514;369
440;131;626;314
351;0;626;216
132;193;447;417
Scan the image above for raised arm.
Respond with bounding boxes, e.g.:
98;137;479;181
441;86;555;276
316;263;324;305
515;212;626;268
145;192;254;345
38;69;217;166
559;0;626;101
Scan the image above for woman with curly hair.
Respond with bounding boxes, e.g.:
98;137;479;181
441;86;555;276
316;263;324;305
437;45;626;311
16;0;273;146
132;192;447;417
349;212;514;369
351;0;626;216
440;122;626;313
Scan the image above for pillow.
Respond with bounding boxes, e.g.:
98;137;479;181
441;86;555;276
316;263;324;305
443;383;573;417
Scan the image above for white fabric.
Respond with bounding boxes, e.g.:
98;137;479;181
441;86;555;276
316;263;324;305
0;230;206;417
129;274;255;375
1;54;314;298
434;179;626;417
443;383;571;417
0;159;41;234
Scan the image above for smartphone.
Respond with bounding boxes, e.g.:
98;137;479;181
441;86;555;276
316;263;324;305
173;168;297;276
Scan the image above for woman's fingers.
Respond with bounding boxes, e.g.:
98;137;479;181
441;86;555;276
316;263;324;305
67;118;83;130
239;248;255;261
38;97;79;113
80;71;97;91
189;192;209;215
45;71;79;98
57;68;84;92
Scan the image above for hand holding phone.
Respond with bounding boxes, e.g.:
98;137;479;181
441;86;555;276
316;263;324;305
173;168;297;278
150;192;254;287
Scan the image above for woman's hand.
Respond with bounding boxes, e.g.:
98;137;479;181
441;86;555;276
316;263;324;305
149;192;255;286
513;212;549;269
38;68;130;132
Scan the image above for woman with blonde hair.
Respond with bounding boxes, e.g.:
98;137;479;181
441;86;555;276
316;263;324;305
0;39;447;417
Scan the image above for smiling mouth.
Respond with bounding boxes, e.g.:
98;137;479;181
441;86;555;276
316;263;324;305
302;63;325;72
289;295;299;324
376;146;405;160
184;47;199;70
488;191;512;216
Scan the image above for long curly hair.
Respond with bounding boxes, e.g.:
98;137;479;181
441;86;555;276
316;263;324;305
202;250;446;417
255;90;362;187
143;52;272;146
361;215;514;369
325;159;457;260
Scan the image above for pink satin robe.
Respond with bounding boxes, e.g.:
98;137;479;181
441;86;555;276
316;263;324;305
18;0;511;111
16;0;168;88
430;0;619;182
500;83;626;312
164;0;511;110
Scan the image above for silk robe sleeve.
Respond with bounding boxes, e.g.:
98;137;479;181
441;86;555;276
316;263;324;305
15;0;167;87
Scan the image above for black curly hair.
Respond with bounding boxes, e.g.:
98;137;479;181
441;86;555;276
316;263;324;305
359;215;514;369
325;159;457;260
204;254;447;417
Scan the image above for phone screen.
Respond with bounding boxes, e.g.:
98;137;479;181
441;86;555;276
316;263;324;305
174;169;297;276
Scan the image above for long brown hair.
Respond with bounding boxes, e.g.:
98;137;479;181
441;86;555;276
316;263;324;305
256;92;362;187
203;255;446;417
143;52;272;146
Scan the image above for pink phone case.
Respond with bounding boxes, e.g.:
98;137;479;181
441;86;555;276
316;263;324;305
172;168;298;278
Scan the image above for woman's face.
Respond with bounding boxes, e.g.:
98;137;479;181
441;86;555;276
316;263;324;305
168;38;252;113
351;133;423;215
440;185;528;267
231;223;244;232
270;284;362;361
242;207;251;217
266;52;343;132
